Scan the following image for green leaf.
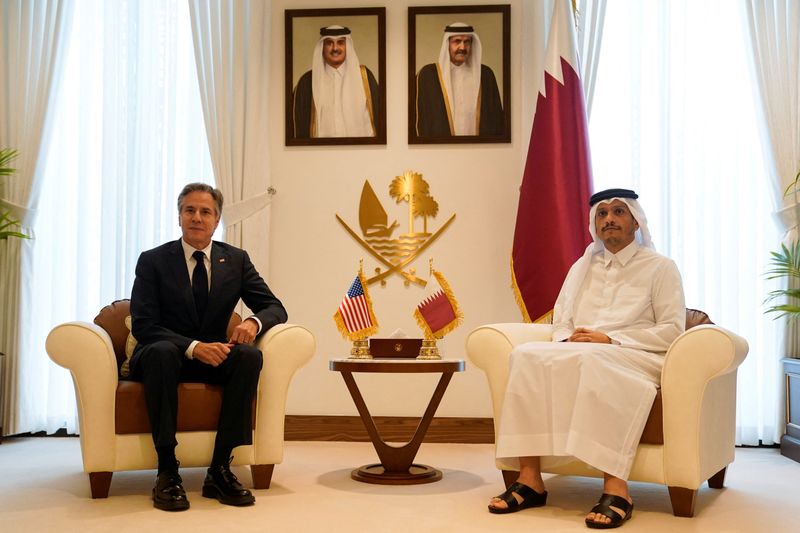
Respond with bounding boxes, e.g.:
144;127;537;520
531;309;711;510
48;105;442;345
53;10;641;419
0;148;18;176
764;236;800;320
0;150;30;240
0;209;30;240
784;168;800;197
765;288;800;303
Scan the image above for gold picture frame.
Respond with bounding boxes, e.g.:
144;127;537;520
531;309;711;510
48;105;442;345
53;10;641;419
285;7;387;146
408;5;511;144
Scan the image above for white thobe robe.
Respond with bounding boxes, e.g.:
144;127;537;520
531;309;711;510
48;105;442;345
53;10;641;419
495;242;685;479
317;66;347;137
450;65;477;135
311;33;374;138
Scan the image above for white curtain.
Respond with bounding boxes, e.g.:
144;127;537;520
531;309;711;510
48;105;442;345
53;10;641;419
745;1;800;366
188;0;274;273
576;0;608;115
0;0;72;436
18;0;213;434
590;0;783;445
745;1;800;222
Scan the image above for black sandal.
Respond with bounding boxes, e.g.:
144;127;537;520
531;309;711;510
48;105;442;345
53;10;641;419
585;493;633;529
488;481;547;514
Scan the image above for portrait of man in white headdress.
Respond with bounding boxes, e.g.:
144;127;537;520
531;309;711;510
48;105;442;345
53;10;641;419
415;22;505;138
292;25;380;139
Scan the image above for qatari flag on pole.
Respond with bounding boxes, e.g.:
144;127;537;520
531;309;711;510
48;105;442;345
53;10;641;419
511;0;593;323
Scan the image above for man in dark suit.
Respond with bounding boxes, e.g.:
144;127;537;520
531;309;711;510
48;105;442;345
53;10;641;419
129;182;287;511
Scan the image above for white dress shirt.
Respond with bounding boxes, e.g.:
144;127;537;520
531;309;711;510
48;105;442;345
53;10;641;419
180;239;262;359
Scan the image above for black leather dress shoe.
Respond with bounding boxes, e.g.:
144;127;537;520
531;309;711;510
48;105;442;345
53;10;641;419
202;462;255;506
152;470;190;511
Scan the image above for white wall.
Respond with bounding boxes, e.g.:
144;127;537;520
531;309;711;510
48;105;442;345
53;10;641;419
261;0;549;418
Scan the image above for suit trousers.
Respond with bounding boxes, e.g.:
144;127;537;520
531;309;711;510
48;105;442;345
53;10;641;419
129;341;263;451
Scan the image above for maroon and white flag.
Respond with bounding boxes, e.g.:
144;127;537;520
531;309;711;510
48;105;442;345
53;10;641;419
414;268;462;339
511;0;594;322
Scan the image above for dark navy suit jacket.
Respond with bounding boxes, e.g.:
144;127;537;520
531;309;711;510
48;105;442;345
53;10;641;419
130;239;287;355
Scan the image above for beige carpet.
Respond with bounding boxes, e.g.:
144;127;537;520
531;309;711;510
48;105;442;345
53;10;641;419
1;437;797;532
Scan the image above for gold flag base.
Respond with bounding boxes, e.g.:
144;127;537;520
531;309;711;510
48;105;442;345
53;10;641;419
417;339;441;360
349;339;372;359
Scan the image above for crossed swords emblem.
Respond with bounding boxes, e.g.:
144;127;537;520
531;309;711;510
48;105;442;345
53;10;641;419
336;173;456;287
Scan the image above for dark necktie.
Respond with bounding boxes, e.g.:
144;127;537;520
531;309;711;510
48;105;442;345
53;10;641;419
192;250;208;319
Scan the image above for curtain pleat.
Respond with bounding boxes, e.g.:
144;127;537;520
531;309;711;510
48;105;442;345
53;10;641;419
0;0;72;436
188;0;274;280
744;0;800;444
576;0;608;116
12;0;213;435
745;0;800;234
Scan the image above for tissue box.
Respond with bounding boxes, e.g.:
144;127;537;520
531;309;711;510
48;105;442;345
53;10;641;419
369;338;423;358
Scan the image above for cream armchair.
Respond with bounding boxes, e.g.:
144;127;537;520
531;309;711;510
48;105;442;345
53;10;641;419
465;310;748;517
45;299;315;498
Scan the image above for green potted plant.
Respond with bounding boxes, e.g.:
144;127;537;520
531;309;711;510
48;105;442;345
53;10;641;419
765;240;800;323
0;148;30;240
765;168;800;463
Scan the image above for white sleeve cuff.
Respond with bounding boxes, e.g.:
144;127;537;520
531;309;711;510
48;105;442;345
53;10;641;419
247;316;263;334
186;340;199;359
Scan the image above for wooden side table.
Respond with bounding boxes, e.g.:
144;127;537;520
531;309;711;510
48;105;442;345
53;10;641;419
329;358;465;485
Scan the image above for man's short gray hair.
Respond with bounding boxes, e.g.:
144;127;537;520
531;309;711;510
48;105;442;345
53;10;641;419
177;183;224;216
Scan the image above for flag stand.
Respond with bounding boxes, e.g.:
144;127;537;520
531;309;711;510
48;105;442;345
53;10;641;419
349;338;372;359
417;339;440;360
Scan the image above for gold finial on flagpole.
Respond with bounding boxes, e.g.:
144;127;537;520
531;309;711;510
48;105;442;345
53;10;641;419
570;0;580;27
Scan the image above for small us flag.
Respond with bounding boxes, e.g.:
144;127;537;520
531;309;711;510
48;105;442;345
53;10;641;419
334;269;378;339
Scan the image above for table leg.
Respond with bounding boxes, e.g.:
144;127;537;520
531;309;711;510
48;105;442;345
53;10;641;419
339;370;454;485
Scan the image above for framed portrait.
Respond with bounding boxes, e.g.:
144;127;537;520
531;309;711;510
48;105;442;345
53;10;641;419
408;5;511;144
285;8;386;146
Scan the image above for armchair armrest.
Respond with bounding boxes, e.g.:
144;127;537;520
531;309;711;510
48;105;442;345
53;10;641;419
466;323;553;437
45;322;120;472
252;323;316;464
660;324;749;487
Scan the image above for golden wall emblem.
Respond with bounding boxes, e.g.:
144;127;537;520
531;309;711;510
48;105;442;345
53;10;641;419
336;171;456;287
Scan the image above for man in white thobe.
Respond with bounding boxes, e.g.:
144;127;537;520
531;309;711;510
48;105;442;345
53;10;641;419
415;23;504;137
489;188;685;529
291;25;378;138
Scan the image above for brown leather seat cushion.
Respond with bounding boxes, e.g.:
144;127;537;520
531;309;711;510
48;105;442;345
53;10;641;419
638;308;714;445
93;299;248;435
94;300;134;370
115;381;255;434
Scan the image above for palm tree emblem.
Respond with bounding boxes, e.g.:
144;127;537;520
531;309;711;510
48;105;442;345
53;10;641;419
389;171;439;236
336;170;456;286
